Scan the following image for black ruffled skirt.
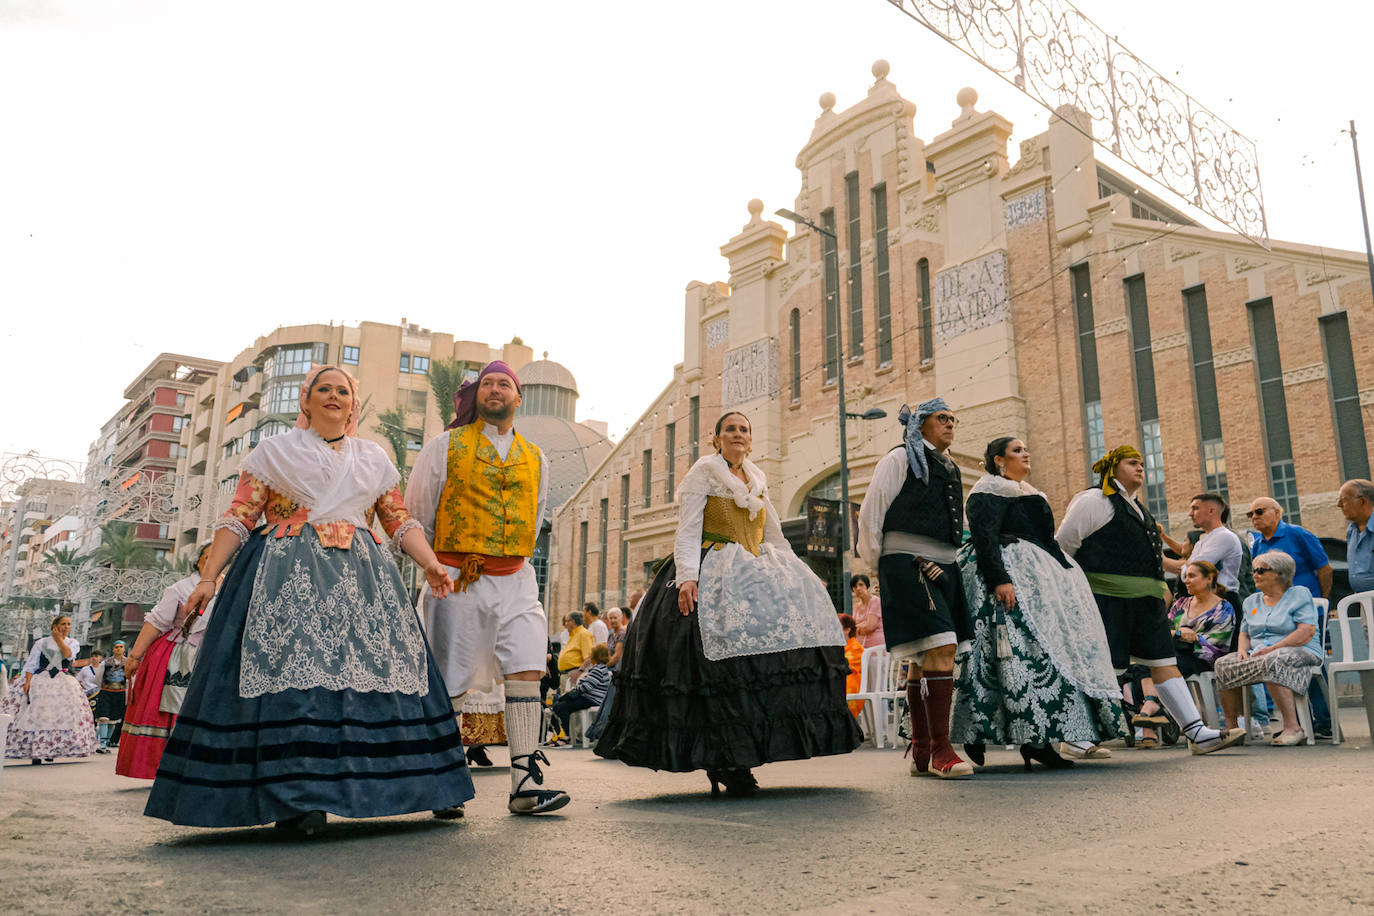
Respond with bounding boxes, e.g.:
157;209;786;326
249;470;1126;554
594;554;861;773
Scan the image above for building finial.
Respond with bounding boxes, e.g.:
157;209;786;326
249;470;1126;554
956;87;978;120
819;92;836;113
872;59;890;82
747;198;764;225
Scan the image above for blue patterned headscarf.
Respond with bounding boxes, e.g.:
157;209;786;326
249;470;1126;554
897;397;952;482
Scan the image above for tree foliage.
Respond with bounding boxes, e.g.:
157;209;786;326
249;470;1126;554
90;522;156;569
374;407;410;482
428;358;468;428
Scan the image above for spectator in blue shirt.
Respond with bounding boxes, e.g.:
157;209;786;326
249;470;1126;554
1340;480;1374;595
1247;497;1332;598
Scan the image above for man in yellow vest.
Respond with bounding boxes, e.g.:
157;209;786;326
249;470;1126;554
407;361;569;815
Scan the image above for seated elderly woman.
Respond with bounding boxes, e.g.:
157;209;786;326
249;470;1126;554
1214;550;1322;746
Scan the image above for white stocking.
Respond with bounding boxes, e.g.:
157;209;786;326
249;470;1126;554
504;680;542;794
1155;676;1220;743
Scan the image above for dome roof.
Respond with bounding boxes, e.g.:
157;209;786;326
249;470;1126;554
516;415;612;510
518;359;578;394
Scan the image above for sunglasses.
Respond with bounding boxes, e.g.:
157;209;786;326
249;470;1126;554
1244;508;1269;518
1253;567;1273;575
929;413;959;426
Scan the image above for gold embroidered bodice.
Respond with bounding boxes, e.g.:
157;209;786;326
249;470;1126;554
701;495;766;556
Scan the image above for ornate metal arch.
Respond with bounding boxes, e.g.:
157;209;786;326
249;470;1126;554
884;0;1268;246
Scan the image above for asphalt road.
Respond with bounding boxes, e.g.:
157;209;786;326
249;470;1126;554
4;710;1373;915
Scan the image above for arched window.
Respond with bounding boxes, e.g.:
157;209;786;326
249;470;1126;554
789;309;801;402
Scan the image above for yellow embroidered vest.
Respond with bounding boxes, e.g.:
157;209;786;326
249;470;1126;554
701;495;766;556
434;422;541;557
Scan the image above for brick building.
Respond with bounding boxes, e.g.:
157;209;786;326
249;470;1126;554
548;61;1374;615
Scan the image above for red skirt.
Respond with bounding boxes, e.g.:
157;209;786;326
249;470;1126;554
115;633;177;779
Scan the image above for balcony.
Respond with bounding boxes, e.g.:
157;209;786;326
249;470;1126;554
241;370;262;403
194;408;212;441
190;441;209;473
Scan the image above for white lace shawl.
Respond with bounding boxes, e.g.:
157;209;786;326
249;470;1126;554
969;473;1044;499
239;427;400;527
673;455;786;582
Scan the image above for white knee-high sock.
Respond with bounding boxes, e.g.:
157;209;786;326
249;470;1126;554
505;680;542;793
1155;676;1220;743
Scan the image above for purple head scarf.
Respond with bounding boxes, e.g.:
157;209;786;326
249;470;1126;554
448;360;522;429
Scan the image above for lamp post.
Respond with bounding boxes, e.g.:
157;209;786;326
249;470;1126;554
777;208;887;612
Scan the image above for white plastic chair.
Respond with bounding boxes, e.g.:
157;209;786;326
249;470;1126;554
1329;590;1374;746
847;646;900;748
1187;671;1220;728
1240;598;1328;746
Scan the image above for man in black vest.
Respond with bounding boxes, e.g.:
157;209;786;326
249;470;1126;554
1057;446;1244;757
857;397;974;779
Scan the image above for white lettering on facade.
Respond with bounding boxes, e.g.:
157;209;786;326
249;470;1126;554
933;249;1010;343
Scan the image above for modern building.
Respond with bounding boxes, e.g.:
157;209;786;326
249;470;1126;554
171;321;536;561
0;478;82;657
548;62;1374;613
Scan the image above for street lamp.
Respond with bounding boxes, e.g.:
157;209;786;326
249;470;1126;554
776;209;887;613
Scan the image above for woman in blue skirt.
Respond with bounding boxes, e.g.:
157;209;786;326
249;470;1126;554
145;365;472;834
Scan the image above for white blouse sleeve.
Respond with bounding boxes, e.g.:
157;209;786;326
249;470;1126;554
145;579;190;632
673;490;708;582
536;450;551;533
857;448;906;561
403;433;449;543
1056;489;1112;557
22;640;46;674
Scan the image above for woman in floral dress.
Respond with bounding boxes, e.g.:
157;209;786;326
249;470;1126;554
951;438;1126;770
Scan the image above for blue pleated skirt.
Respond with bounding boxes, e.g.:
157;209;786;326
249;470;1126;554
144;527;473;827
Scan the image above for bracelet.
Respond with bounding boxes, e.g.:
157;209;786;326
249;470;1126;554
199;578;217;585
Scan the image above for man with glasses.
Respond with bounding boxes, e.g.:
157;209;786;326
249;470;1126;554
1247;498;1331;599
1247;496;1333;737
1338;480;1374;595
857;397;974;779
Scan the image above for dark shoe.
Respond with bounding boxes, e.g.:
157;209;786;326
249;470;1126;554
508;750;570;815
466;745;494;767
432;804;466;819
1020;743;1075;772
1132;696;1169;727
1314;727;1333;741
963;743;986;767
707;768;759;797
30;759;43;765
274;811;326;836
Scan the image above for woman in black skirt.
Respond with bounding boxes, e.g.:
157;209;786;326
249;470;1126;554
595;411;861;795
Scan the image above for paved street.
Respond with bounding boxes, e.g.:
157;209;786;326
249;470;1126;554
4;710;1374;915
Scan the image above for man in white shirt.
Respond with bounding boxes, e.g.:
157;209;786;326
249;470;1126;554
407;361;568;817
583;604;609;645
1163;493;1243;592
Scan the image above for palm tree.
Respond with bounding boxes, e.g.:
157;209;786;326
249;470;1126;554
90;522;156;570
428;358;469;428
42;546;87;571
374;407;410;483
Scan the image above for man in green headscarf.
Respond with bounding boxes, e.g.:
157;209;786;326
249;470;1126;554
1057;446;1244;757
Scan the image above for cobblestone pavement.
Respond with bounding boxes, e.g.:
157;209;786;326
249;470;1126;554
3;710;1373;915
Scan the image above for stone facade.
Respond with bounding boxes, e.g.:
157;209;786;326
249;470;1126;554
549;62;1374;617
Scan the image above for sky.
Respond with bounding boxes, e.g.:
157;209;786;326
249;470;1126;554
3;0;1372;464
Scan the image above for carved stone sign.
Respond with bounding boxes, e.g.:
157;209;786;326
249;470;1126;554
722;339;779;405
1004;188;1046;228
933;250;1010;343
706;318;730;349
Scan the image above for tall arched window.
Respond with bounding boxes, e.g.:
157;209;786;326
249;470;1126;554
789;308;801;402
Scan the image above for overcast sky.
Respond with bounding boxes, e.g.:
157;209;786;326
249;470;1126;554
3;0;1371;464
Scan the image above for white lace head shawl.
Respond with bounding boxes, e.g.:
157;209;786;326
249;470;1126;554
240;427;399;526
970;473;1044;500
677;454;767;520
